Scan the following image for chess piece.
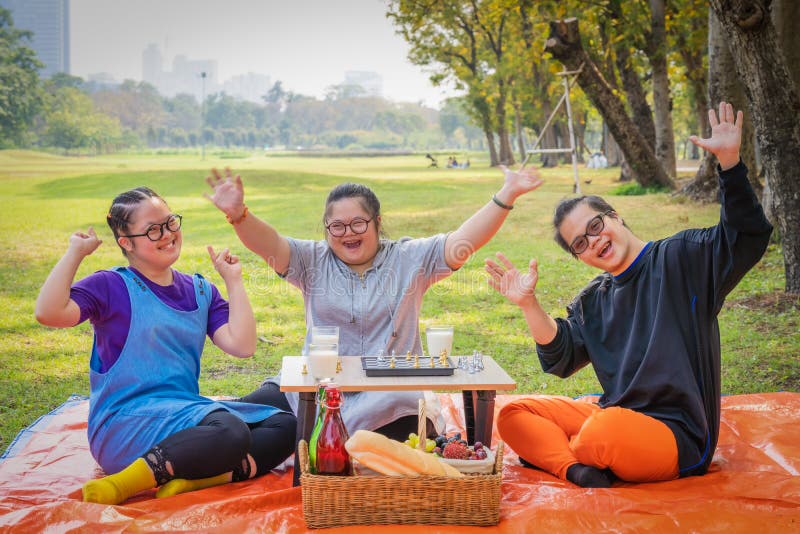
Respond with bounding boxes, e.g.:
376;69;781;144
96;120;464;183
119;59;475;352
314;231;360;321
336;358;343;373
301;363;308;375
405;351;411;362
430;354;436;367
389;357;396;369
413;354;420;368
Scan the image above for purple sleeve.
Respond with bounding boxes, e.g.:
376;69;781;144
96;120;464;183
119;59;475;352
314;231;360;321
69;270;131;373
70;271;128;325
207;282;230;339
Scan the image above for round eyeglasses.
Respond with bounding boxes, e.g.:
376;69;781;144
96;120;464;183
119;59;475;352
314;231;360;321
325;217;372;237
569;211;614;255
121;214;182;241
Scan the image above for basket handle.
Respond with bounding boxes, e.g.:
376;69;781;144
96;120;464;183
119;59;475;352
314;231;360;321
298;439;310;475
417;398;427;451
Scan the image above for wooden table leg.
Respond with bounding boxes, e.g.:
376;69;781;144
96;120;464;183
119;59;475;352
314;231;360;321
293;391;316;486
462;390;476;444
473;390;496;447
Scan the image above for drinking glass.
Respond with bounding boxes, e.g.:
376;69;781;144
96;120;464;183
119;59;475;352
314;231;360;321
308;342;339;380
426;325;454;359
311;326;339;355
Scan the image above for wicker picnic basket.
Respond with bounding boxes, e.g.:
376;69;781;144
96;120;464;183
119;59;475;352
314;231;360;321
299;396;503;528
299;437;503;528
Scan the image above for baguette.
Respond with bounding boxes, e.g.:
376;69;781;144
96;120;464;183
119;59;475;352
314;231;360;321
345;430;463;478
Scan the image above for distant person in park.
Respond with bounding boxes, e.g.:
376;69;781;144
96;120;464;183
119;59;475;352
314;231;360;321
485;102;772;487
35;187;296;505
204;165;543;439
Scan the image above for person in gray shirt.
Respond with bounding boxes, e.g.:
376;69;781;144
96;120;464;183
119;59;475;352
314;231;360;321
205;164;542;438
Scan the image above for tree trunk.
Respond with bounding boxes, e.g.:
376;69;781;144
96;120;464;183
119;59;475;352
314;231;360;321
764;0;800;227
545;18;675;189
682;9;758;201
483;128;499;167
514;101;526;162
648;0;677;179
539;99;560;167
615;45;657;149
495;82;515;165
708;0;800;294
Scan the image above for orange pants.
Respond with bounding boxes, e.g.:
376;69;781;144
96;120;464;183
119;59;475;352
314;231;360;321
497;396;679;483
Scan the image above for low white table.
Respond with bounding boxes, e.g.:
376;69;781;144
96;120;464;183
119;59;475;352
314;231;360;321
280;354;516;485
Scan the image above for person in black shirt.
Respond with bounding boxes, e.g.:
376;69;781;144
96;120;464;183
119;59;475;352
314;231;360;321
485;102;772;488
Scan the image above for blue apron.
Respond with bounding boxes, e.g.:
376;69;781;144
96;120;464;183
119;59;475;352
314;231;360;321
87;267;280;473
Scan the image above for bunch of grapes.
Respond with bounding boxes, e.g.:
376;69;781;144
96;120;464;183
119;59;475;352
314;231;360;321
404;432;436;452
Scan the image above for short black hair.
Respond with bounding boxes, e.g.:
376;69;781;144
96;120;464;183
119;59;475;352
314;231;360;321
323;182;385;237
106;187;167;257
553;195;618;256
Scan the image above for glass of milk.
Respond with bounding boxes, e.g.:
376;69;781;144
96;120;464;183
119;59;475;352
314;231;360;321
308;342;339;380
426;325;454;358
311;326;339;354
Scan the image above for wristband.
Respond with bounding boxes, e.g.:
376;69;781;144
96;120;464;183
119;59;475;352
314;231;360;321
492;195;514;210
226;205;248;224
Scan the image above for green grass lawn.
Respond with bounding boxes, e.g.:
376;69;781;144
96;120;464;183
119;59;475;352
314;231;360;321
1;149;797;451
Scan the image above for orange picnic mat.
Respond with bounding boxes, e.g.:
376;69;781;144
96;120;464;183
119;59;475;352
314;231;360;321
1;393;799;533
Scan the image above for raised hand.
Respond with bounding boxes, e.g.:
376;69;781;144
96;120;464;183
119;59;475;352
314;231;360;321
689;101;742;170
207;245;242;282
69;227;102;257
204;167;246;219
485;252;539;307
499;165;544;201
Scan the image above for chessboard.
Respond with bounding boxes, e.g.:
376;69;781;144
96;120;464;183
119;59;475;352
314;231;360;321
360;356;456;377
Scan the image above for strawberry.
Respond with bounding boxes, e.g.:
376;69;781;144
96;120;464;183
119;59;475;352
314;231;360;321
442;441;470;460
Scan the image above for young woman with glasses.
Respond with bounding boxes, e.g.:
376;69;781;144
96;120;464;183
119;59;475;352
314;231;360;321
35;187;296;505
205;166;542;439
485;102;773;488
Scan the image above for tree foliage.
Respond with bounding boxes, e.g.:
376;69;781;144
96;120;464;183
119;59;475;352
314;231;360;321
0;7;43;147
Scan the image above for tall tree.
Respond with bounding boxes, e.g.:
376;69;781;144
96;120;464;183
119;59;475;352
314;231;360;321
0;8;43;147
681;9;757;201
388;0;510;165
545;17;675;189
646;0;677;178
707;0;800;294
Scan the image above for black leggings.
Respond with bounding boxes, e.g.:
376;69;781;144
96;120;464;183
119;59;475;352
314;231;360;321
143;408;296;485
238;382;437;442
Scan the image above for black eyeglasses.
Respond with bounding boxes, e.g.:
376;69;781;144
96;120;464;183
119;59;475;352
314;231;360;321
121;214;182;241
325;217;372;237
569;211;614;255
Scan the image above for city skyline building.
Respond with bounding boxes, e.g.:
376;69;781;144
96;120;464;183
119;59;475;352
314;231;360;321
0;0;70;78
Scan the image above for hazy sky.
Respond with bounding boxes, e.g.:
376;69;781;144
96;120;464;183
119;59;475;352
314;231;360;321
70;0;455;107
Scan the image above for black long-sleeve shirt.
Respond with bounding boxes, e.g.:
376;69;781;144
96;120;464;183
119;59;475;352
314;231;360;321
537;162;772;477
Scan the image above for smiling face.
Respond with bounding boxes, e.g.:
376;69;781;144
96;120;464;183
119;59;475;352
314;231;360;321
117;197;182;272
558;202;641;276
324;196;381;272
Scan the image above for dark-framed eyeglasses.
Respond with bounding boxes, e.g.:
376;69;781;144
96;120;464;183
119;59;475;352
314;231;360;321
325;217;372;237
121;214;182;241
569;211;614;255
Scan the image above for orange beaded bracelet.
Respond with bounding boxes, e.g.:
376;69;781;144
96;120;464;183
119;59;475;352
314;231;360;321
226;205;249;224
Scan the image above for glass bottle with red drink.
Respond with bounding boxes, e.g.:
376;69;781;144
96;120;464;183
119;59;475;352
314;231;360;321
315;383;352;476
308;379;331;474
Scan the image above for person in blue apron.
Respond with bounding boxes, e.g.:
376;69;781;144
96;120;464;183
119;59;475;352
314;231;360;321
204;165;543;439
35;187;296;505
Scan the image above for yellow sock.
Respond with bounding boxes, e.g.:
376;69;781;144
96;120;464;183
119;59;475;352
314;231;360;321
156;472;232;498
83;458;157;505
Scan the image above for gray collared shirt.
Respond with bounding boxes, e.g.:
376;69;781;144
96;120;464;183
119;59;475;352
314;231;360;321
285;235;453;357
275;234;453;431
